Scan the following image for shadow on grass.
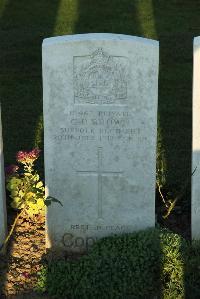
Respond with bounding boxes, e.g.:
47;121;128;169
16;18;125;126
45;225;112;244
151;1;200;295
40;230;163;298
74;0;144;35
0;0;61;296
0;0;62;165
37;229;199;299
152;0;194;188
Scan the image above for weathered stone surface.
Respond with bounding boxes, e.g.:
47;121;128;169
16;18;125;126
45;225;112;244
192;37;200;239
43;33;159;251
0;106;7;248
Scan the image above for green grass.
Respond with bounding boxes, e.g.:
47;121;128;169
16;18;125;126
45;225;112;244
0;0;199;186
36;228;200;299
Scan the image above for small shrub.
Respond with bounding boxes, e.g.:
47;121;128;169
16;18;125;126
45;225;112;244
37;228;198;299
6;149;45;217
1;149;62;252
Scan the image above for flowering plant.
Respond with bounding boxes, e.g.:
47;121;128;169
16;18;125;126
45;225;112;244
6;149;45;217
0;149;63;252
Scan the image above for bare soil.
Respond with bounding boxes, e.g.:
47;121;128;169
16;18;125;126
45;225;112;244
0;211;49;298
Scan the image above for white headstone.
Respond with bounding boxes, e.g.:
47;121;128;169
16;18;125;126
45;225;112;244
43;33;159;251
192;37;200;239
0;107;7;250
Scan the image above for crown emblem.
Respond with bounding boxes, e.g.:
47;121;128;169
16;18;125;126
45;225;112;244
90;48;110;66
74;48;128;104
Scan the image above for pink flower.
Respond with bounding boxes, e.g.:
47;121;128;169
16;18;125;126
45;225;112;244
22;271;30;278
16;151;27;163
16;149;41;164
29;148;41;160
5;164;19;178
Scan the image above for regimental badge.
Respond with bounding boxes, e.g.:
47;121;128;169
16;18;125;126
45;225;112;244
73;48;129;104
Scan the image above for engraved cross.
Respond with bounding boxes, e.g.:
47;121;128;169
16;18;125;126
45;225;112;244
77;147;123;220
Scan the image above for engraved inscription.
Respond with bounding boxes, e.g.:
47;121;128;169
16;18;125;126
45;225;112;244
70;224;134;231
74;48;129;104
77;147;123;220
54;110;147;144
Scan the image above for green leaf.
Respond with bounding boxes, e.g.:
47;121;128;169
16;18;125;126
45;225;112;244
36;181;43;188
44;199;52;207
24;172;31;176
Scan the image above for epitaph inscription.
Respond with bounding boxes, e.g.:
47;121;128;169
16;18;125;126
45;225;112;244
74;48;129;104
